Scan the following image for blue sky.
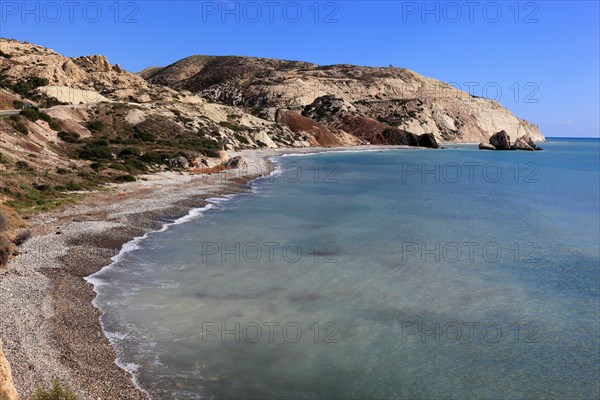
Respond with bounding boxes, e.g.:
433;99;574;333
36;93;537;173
1;0;598;137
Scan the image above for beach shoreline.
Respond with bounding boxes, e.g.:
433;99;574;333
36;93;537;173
0;145;404;399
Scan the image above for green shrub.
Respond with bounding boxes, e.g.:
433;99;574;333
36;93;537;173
10;116;28;135
124;157;147;172
20;107;39;122
109;163;128;171
0;50;12;59
140;151;167;164
90;138;108;146
86;120;105;132
15;160;32;171
40;97;67;108
219;121;245;132
49;120;61;131
56;168;69;174
201;149;220;158
33;378;77;400
77;170;92;178
132;131;156;142
79;143;112;161
38;112;53;124
114;175;136;183
234;133;249;144
58;131;81;143
65;182;82;191
118;147;141;158
8;77;48;98
13;100;24;109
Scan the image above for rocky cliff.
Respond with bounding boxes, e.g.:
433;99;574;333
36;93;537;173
0;340;19;400
0;37;545;215
144;55;544;143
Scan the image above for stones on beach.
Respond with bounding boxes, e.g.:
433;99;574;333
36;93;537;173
224;156;247;169
479;131;543;151
168;156;190;169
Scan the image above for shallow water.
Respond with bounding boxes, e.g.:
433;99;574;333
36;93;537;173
89;138;600;399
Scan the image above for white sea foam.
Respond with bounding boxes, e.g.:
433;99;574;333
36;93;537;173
84;199;228;396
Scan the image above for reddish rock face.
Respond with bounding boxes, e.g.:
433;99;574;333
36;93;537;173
333;114;389;144
277;103;441;148
276;110;354;147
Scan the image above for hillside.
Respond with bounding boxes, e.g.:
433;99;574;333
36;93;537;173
0;39;358;216
0;37;544;220
144;55;544;143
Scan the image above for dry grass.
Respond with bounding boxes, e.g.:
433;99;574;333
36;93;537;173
0;204;23;231
0;203;24;268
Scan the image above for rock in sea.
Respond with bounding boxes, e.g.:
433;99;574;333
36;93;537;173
489;130;512;150
479;142;496;150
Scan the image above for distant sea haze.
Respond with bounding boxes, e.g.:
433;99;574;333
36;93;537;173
89;138;600;399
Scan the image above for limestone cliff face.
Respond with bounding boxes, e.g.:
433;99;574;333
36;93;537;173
145;56;544;143
0;39;154;103
1;37;353;172
0;36;543;174
0;340;19;400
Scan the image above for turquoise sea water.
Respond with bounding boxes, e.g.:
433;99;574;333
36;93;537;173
89;138;600;399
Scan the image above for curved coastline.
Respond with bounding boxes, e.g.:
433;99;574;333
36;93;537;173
84;187;266;394
0;145;414;399
93;145;428;395
0;149;277;399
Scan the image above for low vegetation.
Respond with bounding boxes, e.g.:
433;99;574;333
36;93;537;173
19;107;61;130
33;379;77;400
219;120;246;132
9;115;28;135
0;95;239;217
0;76;67;108
86;120;105;132
0;76;48;98
234;133;250;144
0;204;24;267
57;131;81;143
